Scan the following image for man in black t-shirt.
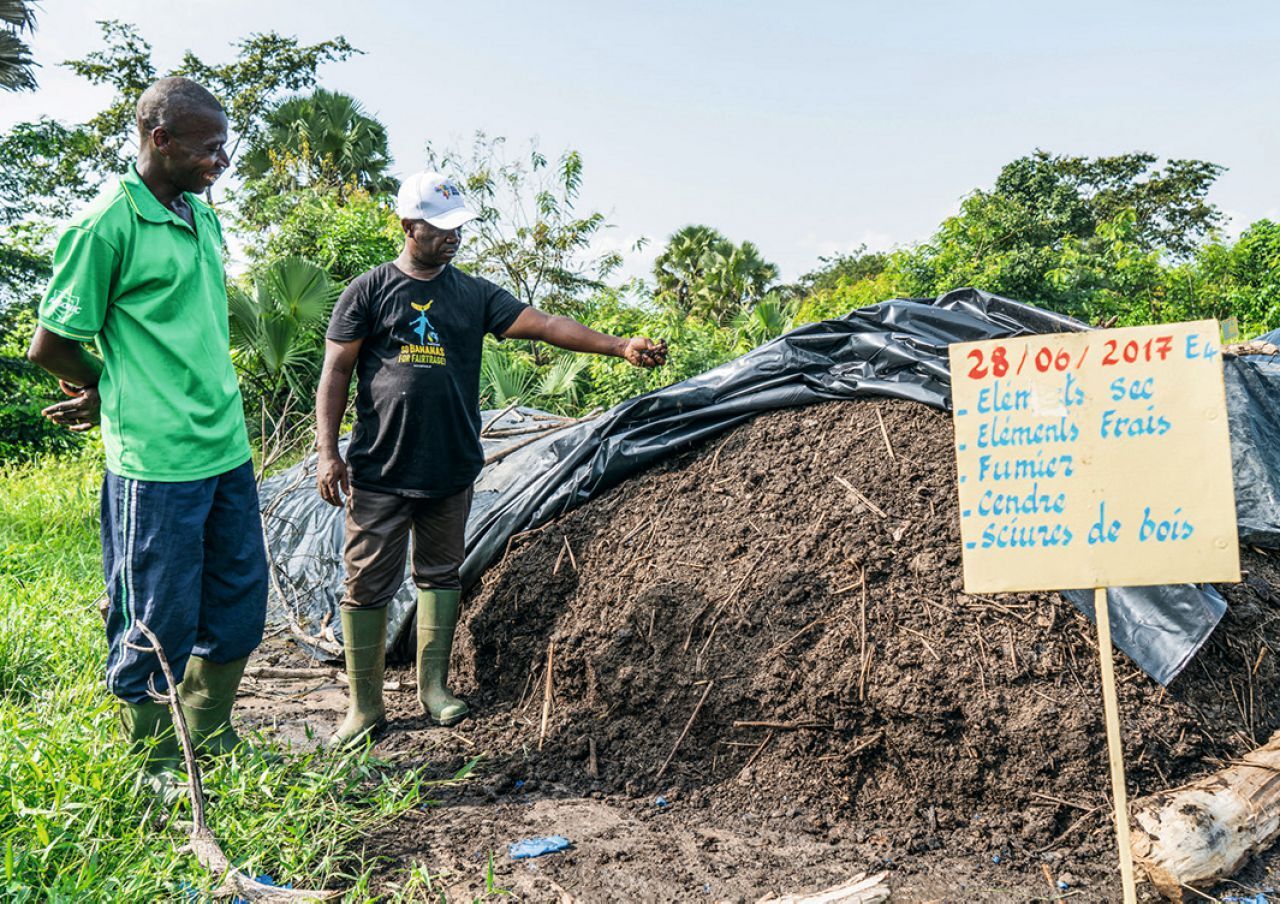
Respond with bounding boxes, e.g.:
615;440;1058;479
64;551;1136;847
316;171;666;746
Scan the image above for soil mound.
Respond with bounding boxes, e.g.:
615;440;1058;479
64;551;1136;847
433;399;1280;867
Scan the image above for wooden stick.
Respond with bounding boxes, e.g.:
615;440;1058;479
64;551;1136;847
1095;587;1138;903
538;641;555;751
1029;790;1094;812
875;407;895;460
656;681;714;780
833;475;887;519
130;623;336;900
587;736;599;779
732;720;832;731
739;729;775;774
858;570;870;702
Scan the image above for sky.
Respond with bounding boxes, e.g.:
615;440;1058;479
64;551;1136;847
5;0;1279;282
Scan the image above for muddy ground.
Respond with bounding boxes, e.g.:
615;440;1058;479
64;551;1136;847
240;399;1280;902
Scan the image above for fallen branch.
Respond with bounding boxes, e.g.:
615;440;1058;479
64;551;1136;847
245;667;337;680
130;621;338;902
483;410;600;466
480;399;523;435
1131;729;1280;902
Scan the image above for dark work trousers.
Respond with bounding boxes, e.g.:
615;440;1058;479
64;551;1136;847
341;484;473;610
101;460;268;704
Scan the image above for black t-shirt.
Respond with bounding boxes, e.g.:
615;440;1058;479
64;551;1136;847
326;262;528;497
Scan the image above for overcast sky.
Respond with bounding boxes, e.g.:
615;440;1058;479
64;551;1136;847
5;0;1279;281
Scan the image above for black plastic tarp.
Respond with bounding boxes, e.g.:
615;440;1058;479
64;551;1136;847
260;289;1280;686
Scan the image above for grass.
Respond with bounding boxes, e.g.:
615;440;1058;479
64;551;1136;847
0;445;448;901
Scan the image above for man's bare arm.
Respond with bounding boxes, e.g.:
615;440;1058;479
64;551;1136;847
315;338;362;506
501;308;667;367
28;326;103;387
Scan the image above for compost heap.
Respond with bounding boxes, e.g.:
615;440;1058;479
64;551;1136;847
417;397;1280;863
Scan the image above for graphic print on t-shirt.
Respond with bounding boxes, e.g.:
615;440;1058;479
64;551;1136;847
398;299;447;367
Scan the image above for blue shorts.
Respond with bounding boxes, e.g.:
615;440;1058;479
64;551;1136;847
101;460;268;704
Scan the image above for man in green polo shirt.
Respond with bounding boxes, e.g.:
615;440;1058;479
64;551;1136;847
27;77;268;797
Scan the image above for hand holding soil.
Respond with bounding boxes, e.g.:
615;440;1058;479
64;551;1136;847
622;337;667;368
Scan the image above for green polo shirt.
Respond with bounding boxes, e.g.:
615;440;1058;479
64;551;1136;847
37;165;250;481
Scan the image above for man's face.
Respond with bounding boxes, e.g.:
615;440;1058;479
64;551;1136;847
153;109;230;195
405;220;463;267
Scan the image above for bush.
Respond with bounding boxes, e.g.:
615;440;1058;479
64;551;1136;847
0;306;85;463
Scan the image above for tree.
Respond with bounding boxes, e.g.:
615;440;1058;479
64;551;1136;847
0;0;37;92
239;88;397;203
894;150;1227;317
426;132;627;322
653;225;727;317
652;225;778;324
2;21;358;210
993;151;1224;258
793;245;890;295
243;186;400;283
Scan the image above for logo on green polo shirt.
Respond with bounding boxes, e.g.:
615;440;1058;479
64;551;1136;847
47;290;82;322
399;299;447;367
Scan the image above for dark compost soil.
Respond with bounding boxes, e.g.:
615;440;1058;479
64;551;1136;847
245;398;1280;902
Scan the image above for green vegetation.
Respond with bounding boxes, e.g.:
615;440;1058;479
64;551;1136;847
0;451;436;901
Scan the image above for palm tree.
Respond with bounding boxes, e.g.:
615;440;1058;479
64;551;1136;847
653;225;728;318
699;240;780;324
654;226;780;325
480;342;589;415
240;89;397;197
0;0;38;92
730;291;798;352
228;257;340;469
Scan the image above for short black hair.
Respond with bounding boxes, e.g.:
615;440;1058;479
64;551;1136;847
136;77;225;135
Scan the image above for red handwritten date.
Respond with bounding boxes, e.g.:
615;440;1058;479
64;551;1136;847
964;335;1175;381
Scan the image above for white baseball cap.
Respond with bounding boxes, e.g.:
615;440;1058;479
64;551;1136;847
395;171;478;230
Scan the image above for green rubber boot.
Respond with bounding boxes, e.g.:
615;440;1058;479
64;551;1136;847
177;655;249;756
416;589;469;726
329;606;388;748
119;700;183;805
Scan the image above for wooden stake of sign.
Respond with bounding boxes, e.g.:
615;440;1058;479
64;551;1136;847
1094;587;1137;903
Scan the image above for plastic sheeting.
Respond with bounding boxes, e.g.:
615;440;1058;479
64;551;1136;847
260;288;1279;685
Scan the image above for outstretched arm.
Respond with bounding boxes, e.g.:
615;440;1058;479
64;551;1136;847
315;337;362;506
27;326;104;432
501;307;667;367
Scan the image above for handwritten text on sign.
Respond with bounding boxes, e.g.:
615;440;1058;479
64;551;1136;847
949;321;1239;593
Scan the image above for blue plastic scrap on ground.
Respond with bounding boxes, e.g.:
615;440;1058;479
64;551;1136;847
509;835;572;860
655;796;669;808
1222;895;1270;904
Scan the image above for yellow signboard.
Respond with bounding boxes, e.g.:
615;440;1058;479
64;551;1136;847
949;320;1240;593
